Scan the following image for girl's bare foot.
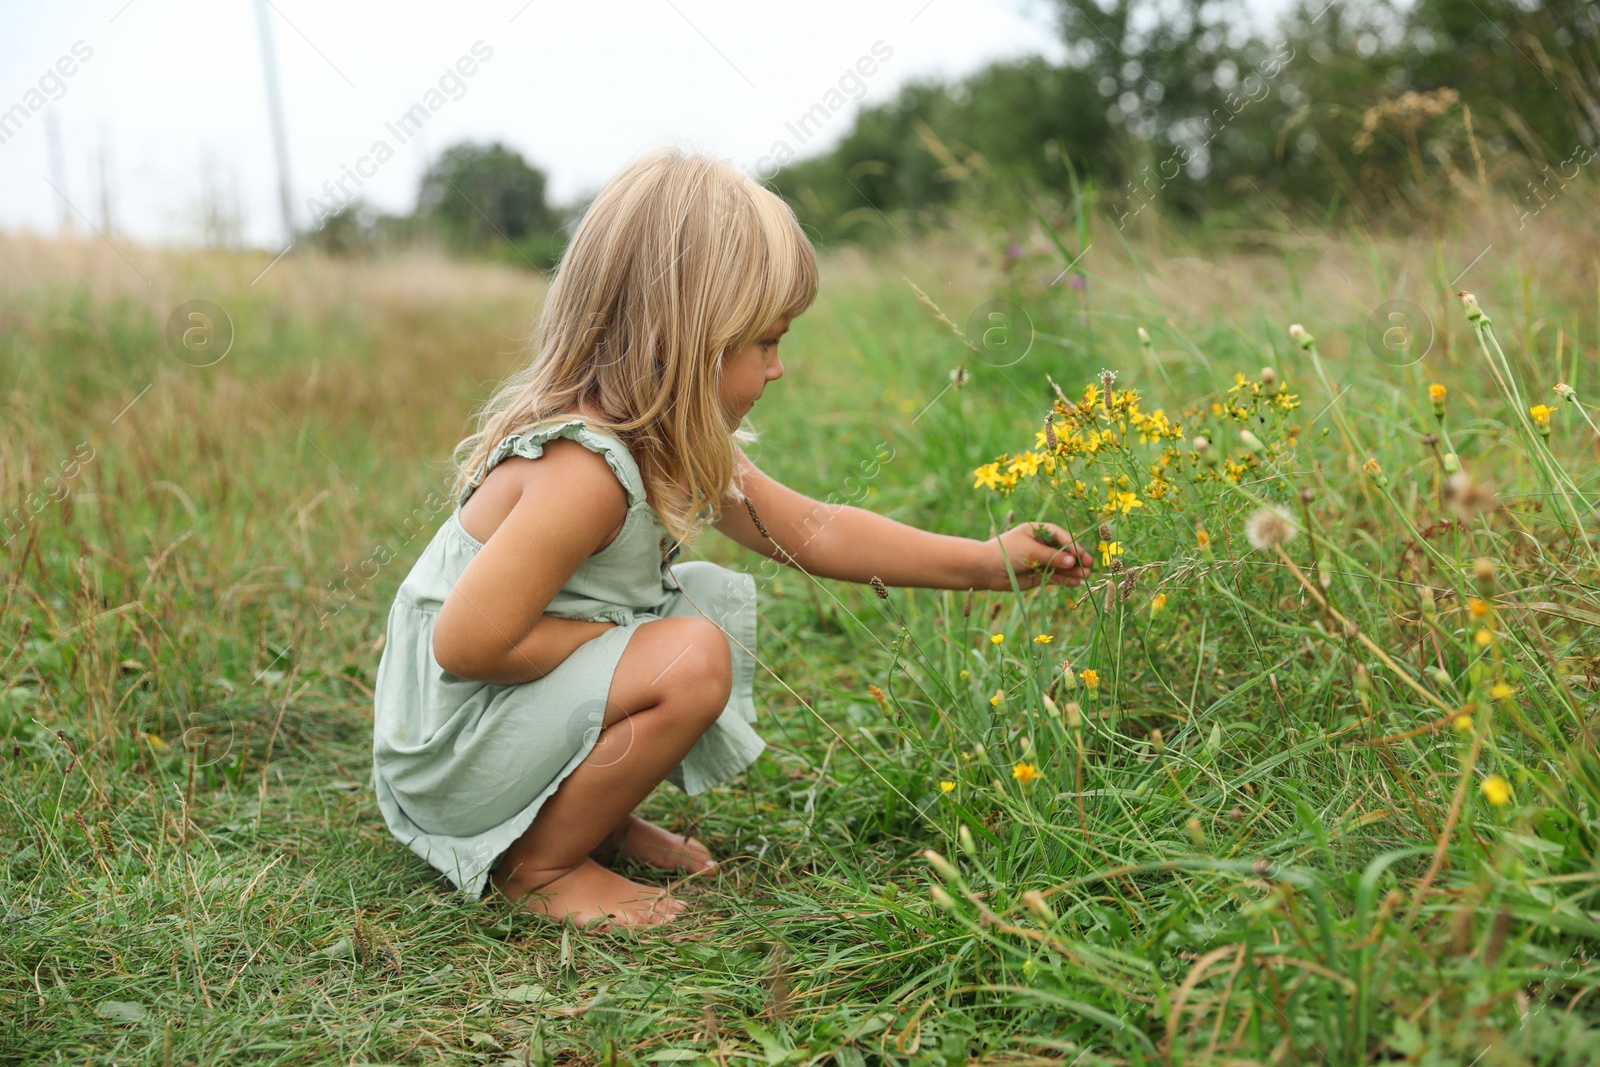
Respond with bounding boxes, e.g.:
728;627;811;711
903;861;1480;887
589;813;718;874
493;856;687;934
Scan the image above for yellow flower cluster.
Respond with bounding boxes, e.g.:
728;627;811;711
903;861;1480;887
1225;371;1302;414
972;380;1185;498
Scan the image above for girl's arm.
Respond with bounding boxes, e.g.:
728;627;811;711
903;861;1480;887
433;440;629;686
711;449;1093;591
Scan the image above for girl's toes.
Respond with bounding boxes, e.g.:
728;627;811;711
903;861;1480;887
679;836;716;871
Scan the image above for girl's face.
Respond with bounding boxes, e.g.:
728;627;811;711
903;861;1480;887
719;316;790;427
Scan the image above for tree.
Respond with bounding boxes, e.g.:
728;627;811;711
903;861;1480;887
417;141;555;254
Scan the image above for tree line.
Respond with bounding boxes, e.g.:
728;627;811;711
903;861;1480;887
310;0;1598;264
769;0;1599;243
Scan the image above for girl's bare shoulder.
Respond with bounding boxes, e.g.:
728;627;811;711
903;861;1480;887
459;437;628;550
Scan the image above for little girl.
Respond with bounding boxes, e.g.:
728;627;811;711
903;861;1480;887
370;147;1093;934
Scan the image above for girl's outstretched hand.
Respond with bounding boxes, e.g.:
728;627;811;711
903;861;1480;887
980;521;1094;591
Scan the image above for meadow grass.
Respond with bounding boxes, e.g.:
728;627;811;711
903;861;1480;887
2;178;1600;1065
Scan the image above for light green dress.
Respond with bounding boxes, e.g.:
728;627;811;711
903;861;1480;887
371;418;765;898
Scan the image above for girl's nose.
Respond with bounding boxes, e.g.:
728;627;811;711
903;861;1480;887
767;357;784;382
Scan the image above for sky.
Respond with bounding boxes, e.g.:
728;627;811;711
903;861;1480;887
0;0;1290;250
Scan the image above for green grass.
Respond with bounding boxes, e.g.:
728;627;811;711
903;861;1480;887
3;184;1600;1065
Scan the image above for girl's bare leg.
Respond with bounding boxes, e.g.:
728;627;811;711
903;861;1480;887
490;616;731;932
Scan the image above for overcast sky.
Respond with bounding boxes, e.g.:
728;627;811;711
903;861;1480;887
0;0;1289;249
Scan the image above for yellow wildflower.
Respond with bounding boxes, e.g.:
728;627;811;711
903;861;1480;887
1102;489;1144;516
1151;592;1167;615
1468;597;1489;619
1008;451;1044;478
1530;404;1554;437
1099;540;1123;567
1480;774;1512;806
1033;634;1054;645
1080;669;1100;690
1453;713;1474;733
1490;682;1514;701
1011;761;1042;784
990;689;1005;707
940;780;956;793
990;633;1004;645
973;462;1004;491
1475;628;1493;649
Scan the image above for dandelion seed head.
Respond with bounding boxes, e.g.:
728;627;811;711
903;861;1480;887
1245;506;1298;551
1444;471;1499;517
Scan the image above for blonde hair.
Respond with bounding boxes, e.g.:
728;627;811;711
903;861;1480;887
448;147;818;552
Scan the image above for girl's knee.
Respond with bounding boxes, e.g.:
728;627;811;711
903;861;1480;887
646;615;732;718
